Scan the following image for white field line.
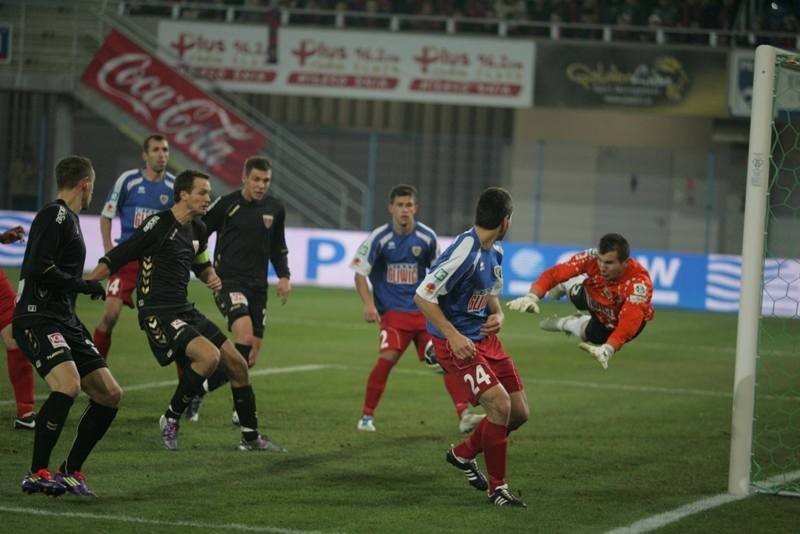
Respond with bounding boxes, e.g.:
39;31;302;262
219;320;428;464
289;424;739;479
606;470;800;534
0;506;336;534
0;364;339;406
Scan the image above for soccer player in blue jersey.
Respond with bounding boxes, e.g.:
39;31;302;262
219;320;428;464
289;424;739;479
414;187;528;508
92;134;175;359
352;184;481;433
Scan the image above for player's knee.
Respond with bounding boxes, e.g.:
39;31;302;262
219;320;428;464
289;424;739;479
569;283;588;311
508;406;529;431
98;383;123;408
58;381;82;399
101;310;121;330
482;388;511;422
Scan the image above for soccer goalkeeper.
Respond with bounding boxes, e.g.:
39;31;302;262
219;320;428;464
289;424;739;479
506;233;654;369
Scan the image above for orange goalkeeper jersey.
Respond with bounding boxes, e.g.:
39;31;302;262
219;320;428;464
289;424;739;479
531;248;654;350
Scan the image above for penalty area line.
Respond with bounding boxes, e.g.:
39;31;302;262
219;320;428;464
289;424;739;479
0;505;337;534
606;470;800;534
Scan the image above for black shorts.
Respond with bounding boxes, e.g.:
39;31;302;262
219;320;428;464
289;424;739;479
12;316;107;379
571;284;647;345
139;307;228;367
213;280;267;338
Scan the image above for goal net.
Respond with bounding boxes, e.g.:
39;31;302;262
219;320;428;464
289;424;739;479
729;45;800;497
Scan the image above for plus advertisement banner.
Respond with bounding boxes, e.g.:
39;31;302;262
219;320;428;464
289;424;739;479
1;211;797;317
157;23;535;108
80;30;268;187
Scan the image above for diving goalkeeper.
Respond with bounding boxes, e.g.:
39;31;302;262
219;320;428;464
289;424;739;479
506;233;654;369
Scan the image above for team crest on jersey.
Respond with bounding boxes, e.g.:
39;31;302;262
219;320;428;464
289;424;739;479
412;246;422;257
160;194;169;205
263;215;274;229
192;240;200;253
47;333;68;349
170;319;187;330
137;186;146;194
230;292;249;306
494;265;502;279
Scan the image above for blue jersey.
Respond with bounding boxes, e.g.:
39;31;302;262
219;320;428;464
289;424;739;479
415;227;504;341
101;169;175;243
350;222;438;315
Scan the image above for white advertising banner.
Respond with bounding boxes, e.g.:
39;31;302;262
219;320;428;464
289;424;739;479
158;20;278;91
157;22;534;108
728;49;800;117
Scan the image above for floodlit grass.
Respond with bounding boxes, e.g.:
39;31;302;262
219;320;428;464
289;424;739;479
0;270;797;532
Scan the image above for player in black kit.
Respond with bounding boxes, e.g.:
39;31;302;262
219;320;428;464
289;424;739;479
187;157;290;425
85;169;283;452
14;156;122;497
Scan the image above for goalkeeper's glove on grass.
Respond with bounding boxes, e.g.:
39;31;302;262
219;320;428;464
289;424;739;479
578;342;615;369
506;293;541;313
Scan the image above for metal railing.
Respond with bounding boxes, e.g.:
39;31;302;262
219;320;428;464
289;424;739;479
114;0;800;50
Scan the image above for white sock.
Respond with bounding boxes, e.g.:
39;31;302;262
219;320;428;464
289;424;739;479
560;315;590;338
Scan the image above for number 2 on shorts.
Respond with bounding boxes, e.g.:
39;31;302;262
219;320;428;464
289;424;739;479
463;364;491;395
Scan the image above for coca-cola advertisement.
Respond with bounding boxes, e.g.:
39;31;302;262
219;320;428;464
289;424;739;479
81;30;268;186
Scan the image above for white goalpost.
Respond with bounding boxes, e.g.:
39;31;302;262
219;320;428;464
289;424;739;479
728;44;800;497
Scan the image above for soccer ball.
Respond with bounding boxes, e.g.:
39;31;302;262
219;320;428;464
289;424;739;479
423;340;445;374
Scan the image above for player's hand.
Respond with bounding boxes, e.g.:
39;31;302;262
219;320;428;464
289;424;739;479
276;277;291;305
76;279;106;301
447;332;476;360
363;305;380;323
480;313;504;336
506;293;540;313
0;225;25;244
578;342;615;369
205;272;222;291
247;350;257;368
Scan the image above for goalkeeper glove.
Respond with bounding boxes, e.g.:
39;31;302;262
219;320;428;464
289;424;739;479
506;293;541;313
75;279;106;301
578;342;615;370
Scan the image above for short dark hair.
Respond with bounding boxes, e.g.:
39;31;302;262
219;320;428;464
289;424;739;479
174;169;210;202
598;233;630;262
389;184;418;203
142;134;167;153
244;156;271;176
55;155;93;190
474;187;513;229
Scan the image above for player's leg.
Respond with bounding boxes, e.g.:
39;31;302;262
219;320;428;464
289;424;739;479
93;263;136;359
539;311;591;338
413;331;482;432
3;323;35;429
55;339;122;497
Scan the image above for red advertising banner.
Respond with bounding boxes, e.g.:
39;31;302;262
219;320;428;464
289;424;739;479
81;30;267;186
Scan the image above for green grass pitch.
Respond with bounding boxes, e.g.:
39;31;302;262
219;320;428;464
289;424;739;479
0;271;798;532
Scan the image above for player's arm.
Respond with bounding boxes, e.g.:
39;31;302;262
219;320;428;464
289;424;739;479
480;295;504;336
354;273;379;323
606;279;652;351
99;216;114;253
414;294;475;360
269;204;291;305
201;195;225;235
192;221;221;291
90;213;167;280
507;250;592;312
25;208;104;299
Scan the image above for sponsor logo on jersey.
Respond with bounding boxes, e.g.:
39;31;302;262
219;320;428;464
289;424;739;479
55;206;66;224
192;240;200;253
137;185;146;194
467;288;490;312
47;332;69;349
434;268;448;281
351;258;361;266
387;241;396;250
387;263;418;285
263;214;274;229
424;282;437;295
170;319;187;330
633;282;648;296
105;202;115;213
411;246;422;257
160;194;170;205
138;210;160;229
494;265;502;279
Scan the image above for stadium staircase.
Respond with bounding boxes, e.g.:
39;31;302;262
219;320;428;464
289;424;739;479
0;0;367;230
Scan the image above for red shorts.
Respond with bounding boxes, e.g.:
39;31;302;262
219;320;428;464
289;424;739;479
432;335;523;405
0;269;16;330
378;310;430;361
106;260;139;308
